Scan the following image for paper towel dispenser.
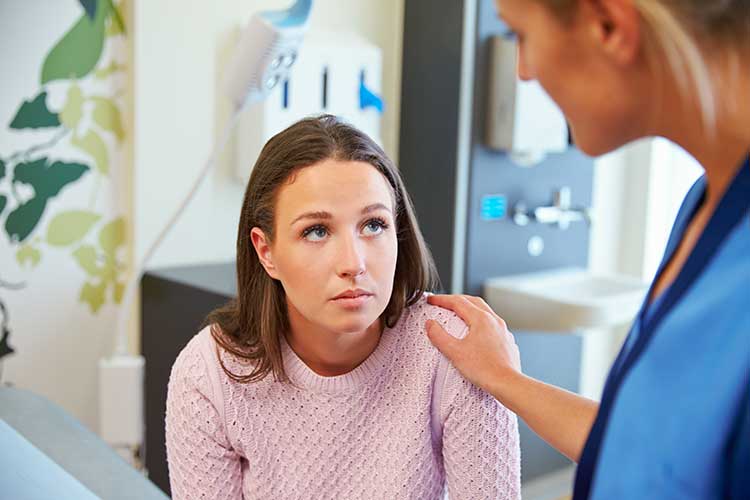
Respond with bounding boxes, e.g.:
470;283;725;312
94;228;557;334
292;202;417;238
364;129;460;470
485;35;569;166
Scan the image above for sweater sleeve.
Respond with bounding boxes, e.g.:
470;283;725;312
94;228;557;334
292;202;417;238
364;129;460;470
165;336;244;500
440;352;522;499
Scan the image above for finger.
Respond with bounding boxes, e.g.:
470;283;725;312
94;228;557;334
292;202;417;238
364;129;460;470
426;294;484;326
425;319;462;360
463;295;498;317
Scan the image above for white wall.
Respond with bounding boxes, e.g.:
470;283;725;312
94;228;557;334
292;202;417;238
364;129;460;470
132;0;405;273
1;0;405;434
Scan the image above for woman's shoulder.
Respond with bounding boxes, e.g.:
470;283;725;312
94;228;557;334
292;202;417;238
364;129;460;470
396;293;469;340
171;326;214;374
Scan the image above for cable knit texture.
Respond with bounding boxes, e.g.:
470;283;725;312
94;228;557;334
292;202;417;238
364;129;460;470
165;296;521;499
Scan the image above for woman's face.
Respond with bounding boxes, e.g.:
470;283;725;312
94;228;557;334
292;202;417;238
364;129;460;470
497;0;651;156
252;159;398;336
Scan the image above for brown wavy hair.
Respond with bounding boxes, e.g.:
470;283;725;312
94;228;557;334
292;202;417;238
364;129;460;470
204;115;440;383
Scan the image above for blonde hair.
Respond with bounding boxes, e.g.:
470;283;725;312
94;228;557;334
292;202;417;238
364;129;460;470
538;0;750;128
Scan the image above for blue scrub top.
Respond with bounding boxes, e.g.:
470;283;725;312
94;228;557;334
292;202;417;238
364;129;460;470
574;157;750;499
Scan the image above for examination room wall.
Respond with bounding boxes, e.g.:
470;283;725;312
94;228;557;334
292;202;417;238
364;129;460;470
0;0;131;432
1;0;702;467
132;0;405;272
1;0;405;434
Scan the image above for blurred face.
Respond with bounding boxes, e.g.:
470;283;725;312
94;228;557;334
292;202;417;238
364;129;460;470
251;159;398;337
497;0;652;155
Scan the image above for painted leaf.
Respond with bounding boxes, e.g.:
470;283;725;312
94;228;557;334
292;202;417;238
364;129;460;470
6;158;90;242
91;97;124;141
0;195;6;217
9;92;61;129
0;159;5;180
13;158;89;199
113;281;125;303
73;245;101;276
60;84;84;129
105;4;126;37
99;255;118;283
94;61;124;79
5;197;47;243
72;130;109;174
80;280;107;313
79;0;97;19
40;0;109;84
46;210;101;246
16;244;42;268
99;216;125;255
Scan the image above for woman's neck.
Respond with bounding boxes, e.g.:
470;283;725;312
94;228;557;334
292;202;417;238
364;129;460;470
284;300;383;377
657;54;750;209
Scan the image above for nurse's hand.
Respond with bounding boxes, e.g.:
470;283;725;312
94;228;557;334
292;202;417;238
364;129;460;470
425;294;521;393
426;293;600;463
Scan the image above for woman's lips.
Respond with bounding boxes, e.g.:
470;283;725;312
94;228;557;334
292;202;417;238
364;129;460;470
330;293;373;309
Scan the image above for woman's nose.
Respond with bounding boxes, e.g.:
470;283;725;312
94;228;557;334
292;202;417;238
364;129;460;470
337;236;366;278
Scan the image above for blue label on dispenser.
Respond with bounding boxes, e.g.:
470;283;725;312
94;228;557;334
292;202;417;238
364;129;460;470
481;195;507;221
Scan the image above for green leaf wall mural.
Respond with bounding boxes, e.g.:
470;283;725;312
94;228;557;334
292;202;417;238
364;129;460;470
9;92;61;129
1;0;129;359
41;0;110;84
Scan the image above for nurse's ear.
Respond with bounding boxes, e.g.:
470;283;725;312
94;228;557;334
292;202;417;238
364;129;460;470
584;0;642;66
251;227;281;280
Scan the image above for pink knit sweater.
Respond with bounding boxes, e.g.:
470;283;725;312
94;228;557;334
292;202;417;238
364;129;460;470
165;297;521;499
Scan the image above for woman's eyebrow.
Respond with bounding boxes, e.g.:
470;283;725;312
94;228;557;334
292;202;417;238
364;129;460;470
362;203;392;214
290;211;331;226
290;204;391;226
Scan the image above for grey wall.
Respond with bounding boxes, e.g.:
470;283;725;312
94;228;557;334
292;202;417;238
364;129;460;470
400;0;593;482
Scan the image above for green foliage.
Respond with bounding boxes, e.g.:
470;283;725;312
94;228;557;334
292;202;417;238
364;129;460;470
46;210;101;246
16;244;42;268
60;84;84;130
80;280;107;312
79;0;98;20
41;0;110;84
74;216;128;312
91;97;124;141
73;245;100;275
5;158;90;242
9;92;60;129
3;0;131;316
99;216;125;255
72;130;109;174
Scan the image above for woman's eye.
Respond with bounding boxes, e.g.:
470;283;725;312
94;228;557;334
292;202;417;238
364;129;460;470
302;225;328;242
362;218;388;236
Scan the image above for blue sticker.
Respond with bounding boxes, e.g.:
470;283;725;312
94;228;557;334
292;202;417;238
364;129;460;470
481;195;507;221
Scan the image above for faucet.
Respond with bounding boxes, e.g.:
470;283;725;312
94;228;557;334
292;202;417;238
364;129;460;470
512;187;592;230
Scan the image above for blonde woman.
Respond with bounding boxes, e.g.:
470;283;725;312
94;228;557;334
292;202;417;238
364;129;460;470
427;0;749;498
165;116;521;499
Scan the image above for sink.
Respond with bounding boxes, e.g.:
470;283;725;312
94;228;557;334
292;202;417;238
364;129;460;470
483;267;648;332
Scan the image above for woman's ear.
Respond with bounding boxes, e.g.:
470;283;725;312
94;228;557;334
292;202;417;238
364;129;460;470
584;0;642;66
250;227;280;280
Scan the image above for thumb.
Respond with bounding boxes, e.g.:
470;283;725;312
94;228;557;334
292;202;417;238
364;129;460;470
425;320;461;360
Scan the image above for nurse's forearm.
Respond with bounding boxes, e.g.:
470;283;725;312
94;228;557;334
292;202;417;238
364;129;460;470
487;368;599;463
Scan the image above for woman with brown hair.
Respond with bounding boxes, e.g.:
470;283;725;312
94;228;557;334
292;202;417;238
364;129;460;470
427;0;749;498
165;115;521;499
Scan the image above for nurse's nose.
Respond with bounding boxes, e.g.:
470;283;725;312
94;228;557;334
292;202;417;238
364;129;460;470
336;234;366;278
